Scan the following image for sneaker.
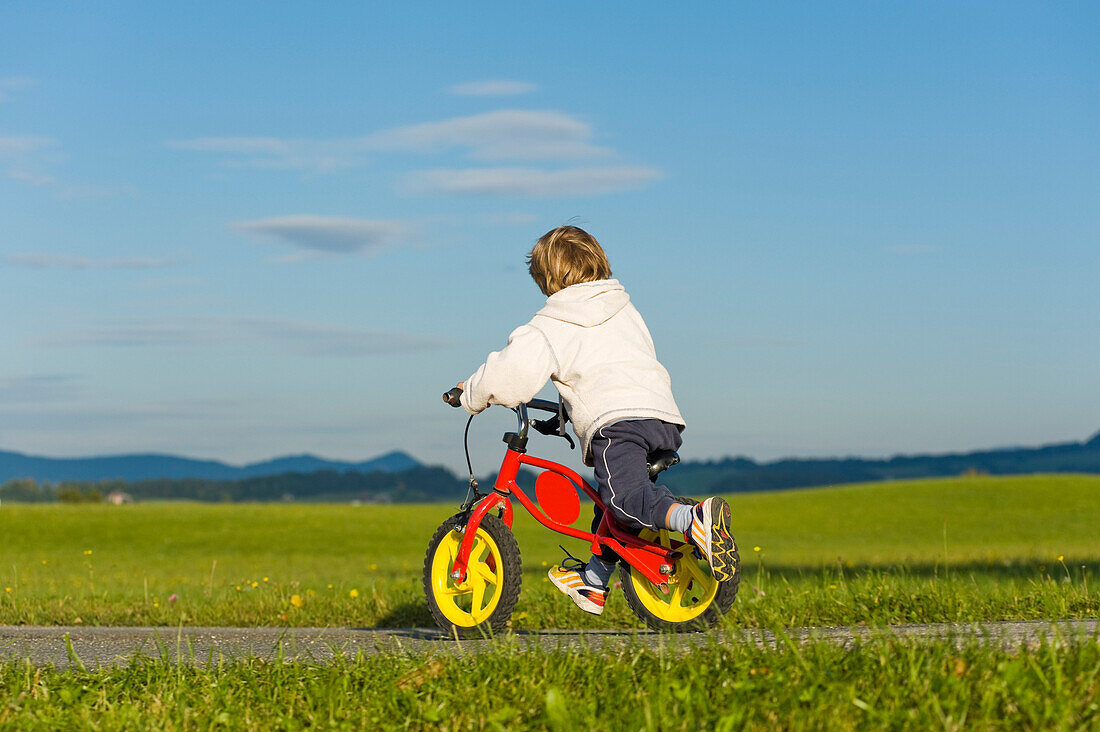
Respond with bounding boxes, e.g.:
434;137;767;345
548;565;608;615
688;497;735;581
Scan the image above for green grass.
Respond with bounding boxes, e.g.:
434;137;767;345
0;474;1097;628
1;634;1098;729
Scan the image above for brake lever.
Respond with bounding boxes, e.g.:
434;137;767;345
532;418;576;450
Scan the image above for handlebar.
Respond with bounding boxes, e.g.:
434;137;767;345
440;388;572;447
443;387;463;407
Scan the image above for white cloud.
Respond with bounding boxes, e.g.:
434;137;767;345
230;215;406;257
38;317;448;356
234;317;447;356
0;76;34;103
167;109;611;171
447;80;538;97
366;109;609;160
0;135;57;155
7;169;55;186
3;253;173;270
0;374;80;404
404;166;662;197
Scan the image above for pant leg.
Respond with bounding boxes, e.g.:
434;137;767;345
590;420;682;533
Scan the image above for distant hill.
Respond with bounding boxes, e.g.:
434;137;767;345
0;448;420;484
660;429;1100;495
3;430;1098;503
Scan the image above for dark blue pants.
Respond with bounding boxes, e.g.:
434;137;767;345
590;419;683;559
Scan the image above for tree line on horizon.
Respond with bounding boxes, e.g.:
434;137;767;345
2;433;1098;504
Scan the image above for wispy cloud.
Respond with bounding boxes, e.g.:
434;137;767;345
3;253;174;270
7;169;55;186
0;76;34;103
230;215;406;258
167;109;611;171
0;374;81;404
40;323;209;348
367;109;609;161
404;166;662;197
448;80;537;97
38;317;448;356
0;135;57;155
235;317;446;356
2;134;126;198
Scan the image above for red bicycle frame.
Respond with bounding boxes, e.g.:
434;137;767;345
449;445;687;587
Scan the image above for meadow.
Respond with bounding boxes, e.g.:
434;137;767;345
1;474;1098;729
0;474;1096;629
1;635;1098;729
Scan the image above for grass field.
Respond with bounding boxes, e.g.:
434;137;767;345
0;474;1097;629
1;474;1098;729
1;636;1098;729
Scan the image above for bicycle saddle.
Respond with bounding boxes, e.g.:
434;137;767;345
646;450;680;481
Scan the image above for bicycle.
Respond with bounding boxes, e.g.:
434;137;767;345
421;387;740;635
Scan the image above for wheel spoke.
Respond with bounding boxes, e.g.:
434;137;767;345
471;536;490;564
471;562;498;587
469;573;487;614
681;558;709;587
670;577;688;607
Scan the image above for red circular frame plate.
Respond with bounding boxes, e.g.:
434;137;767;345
535;471;581;525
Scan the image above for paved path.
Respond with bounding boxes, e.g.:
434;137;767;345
1;620;1096;668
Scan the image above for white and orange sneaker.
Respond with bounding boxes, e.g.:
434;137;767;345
688;497;736;581
548;564;609;615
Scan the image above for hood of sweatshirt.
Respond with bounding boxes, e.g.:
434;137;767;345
535;279;630;327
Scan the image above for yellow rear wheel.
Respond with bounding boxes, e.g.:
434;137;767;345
423;513;521;637
620;526;739;632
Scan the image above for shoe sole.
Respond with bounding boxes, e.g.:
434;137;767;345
547;570;605;615
704;498;736;582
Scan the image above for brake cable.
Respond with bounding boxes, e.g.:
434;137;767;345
459;413;481;512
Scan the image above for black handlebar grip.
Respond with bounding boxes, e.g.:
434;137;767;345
443;387;463;407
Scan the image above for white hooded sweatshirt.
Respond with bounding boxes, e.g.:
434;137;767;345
460;279;685;466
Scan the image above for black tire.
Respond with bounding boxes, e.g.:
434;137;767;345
422;512;522;638
619;518;740;633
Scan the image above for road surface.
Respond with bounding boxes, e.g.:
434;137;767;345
0;620;1096;668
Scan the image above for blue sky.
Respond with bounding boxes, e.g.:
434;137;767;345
1;2;1097;474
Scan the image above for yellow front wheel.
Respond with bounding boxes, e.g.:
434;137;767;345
423;513;521;637
620;526;739;632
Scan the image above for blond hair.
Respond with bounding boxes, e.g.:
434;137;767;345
526;226;611;296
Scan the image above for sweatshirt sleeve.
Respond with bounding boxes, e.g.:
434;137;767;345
459;324;557;415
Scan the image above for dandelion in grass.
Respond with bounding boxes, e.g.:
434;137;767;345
4;587;10;593
349;589;359;598
753;546;761;552
290;594;303;608
1058;555;1065;562
829;584;837;589
327;584;333;589
306;589;316;597
263;577;269;582
368;563;377;570
251;581;258;588
83;550;93;555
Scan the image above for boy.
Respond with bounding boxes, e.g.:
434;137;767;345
457;226;734;615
